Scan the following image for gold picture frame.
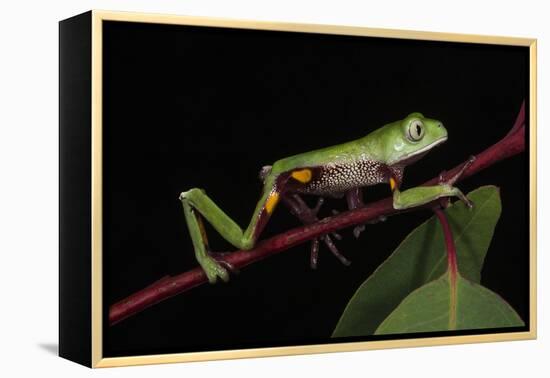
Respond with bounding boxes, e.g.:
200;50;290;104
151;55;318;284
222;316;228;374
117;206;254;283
59;9;537;368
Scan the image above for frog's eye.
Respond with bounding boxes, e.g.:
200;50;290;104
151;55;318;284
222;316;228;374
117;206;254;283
407;120;425;141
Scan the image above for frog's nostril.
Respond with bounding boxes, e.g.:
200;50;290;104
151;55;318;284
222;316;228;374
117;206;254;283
438;123;442;128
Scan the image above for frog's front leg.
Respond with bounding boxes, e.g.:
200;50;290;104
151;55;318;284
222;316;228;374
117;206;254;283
391;156;475;210
180;175;283;284
333;188;382;239
346;188;367;238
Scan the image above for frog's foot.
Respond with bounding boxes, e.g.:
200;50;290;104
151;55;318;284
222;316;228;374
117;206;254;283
438;155;476;209
200;250;240;284
353;225;365;239
444;155;476;186
198;254;230;284
344;188;368;238
282;194;350;269
208;251;240;275
311;234;351;269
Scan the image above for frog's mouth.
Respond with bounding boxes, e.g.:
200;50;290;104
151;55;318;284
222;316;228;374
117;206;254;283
392;136;448;166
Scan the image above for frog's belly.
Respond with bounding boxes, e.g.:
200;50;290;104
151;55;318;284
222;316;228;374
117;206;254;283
297;160;388;195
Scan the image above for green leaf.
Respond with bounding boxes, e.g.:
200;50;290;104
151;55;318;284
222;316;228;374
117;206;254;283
332;186;501;337
375;272;524;334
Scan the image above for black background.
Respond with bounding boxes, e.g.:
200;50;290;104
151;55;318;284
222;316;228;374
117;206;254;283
103;21;529;357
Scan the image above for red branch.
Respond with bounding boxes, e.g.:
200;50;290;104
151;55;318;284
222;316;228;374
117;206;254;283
109;103;526;326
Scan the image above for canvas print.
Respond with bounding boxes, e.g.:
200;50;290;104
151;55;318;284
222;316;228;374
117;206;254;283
102;20;530;357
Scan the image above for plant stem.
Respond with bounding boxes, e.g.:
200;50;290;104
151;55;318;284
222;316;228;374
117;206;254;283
433;207;458;329
109;102;525;326
433;208;458;281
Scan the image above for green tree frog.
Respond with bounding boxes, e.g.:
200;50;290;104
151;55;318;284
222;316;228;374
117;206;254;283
180;113;472;283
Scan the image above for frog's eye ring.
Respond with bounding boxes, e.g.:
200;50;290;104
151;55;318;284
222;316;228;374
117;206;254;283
407;120;425;141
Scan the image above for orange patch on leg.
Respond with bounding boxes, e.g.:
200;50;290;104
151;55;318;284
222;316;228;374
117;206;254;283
265;192;280;214
291;169;312;183
389;177;397;191
196;213;210;248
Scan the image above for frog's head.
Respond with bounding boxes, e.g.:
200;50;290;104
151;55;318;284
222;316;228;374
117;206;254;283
380;112;448;166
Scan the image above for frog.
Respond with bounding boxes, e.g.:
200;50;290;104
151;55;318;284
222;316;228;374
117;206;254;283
180;112;473;283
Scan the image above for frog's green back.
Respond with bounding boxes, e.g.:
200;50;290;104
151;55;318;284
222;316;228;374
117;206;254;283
271;122;394;174
271;113;447;175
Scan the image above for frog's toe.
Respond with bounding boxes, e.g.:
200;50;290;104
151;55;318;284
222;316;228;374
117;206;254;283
463;197;474;209
353;224;365;238
209;252;240;275
200;256;230;284
322;234;351;266
309;235;351;269
452;188;474;210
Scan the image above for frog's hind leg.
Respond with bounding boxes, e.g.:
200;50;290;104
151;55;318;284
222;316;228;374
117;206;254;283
180;174;283;283
282;193;351;269
181;200;230;283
